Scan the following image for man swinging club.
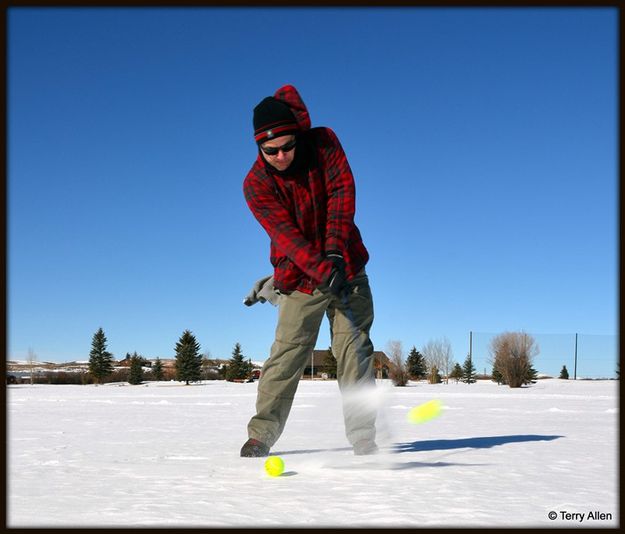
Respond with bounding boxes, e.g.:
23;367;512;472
241;84;378;457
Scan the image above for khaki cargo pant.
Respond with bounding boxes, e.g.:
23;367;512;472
247;270;376;448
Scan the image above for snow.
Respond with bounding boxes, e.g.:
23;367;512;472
7;378;619;528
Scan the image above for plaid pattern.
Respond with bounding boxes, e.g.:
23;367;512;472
244;85;369;294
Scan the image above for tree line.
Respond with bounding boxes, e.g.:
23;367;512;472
86;327;255;386
386;332;547;388
26;329;574;388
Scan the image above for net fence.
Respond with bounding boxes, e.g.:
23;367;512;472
469;332;618;379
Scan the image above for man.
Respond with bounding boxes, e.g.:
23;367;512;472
241;84;377;457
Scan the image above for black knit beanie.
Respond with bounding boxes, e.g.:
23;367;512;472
253;96;299;144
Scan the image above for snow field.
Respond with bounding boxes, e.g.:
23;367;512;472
7;378;618;527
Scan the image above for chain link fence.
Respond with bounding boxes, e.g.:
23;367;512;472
469;332;618;379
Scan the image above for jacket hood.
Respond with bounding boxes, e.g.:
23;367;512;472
273;85;311;132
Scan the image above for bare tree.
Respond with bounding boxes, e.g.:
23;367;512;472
489;331;539;388
201;351;214;380
386;340;409;386
27;347;37;385
421;338;454;383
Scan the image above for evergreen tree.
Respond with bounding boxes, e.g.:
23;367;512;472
322;347;337;378
128;352;144;385
449;363;463;383
523;363;538;385
406;347;427;380
462;354;477;384
492;364;505;385
175;330;202;385
559;365;569;379
153;358;164;381
88;327;114;384
225;343;253;382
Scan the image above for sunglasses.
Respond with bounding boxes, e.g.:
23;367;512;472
260;138;297;156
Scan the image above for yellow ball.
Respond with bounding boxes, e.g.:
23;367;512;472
407;399;443;424
264;456;285;477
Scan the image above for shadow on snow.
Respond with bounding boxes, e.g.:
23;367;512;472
393;434;564;454
275;434;563;458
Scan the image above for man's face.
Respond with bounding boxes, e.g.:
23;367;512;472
259;134;296;172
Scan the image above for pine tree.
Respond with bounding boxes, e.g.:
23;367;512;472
406;347;427;380
523;363;538;385
129;352;144;385
449;363;463;383
175;330;202;385
88;327;114;385
492;364;505;385
225;343;253;382
323;347;337;378
462;354;477;384
559;365;569;380
153;358;164;381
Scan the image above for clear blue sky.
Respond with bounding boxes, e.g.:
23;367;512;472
8;7;618;377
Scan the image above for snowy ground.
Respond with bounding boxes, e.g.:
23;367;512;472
7;378;619;528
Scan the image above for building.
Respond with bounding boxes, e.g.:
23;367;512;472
302;350;390;379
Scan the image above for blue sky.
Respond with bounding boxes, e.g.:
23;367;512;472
8;7;618;377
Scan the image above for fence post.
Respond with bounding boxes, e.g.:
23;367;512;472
574;333;578;380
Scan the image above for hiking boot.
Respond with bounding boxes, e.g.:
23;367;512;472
240;438;270;457
353;439;379;456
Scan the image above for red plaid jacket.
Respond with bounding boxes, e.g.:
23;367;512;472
243;85;369;294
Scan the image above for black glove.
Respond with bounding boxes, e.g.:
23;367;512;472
326;251;348;298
